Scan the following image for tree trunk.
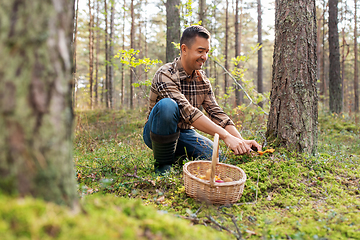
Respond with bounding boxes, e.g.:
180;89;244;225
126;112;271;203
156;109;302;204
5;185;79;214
224;0;229;95
212;0;218;97
328;0;342;113
317;11;322;95
234;0;243;106
88;0;94;109
320;0;326;105
121;0;126;107
165;0;180;63
73;0;79;109
355;0;359;113
266;0;318;155
109;1;115;109
95;0;99;108
340;0;348;111
104;0;109;108
130;0;135;109
0;0;78;207
257;0;263;107
198;0;209;76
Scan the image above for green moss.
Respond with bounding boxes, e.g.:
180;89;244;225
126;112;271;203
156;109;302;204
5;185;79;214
0;194;231;240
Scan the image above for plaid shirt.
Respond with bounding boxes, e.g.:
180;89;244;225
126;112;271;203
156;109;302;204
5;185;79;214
147;57;234;130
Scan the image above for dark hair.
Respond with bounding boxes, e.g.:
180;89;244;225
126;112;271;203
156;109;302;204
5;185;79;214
180;25;211;49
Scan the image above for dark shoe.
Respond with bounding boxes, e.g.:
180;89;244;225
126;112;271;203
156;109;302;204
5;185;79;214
150;130;180;175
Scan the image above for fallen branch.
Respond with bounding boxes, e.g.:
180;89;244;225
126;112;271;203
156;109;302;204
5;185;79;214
206;215;242;240
123;166;156;186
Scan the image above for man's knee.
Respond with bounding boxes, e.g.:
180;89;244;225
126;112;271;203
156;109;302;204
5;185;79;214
156;98;179;123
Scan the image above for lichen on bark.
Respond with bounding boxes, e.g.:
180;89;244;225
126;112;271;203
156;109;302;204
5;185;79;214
0;0;77;207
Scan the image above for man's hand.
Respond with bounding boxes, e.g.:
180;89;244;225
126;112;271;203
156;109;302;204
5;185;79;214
223;134;262;155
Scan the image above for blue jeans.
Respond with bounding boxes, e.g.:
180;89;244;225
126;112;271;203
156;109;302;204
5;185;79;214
143;98;214;160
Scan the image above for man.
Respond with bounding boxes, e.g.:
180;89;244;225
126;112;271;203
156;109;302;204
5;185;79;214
143;25;261;174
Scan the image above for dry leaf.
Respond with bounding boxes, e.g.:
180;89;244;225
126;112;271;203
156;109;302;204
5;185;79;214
245;229;256;236
156;196;165;203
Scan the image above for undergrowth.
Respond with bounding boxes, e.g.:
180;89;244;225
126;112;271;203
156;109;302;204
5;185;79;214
2;108;360;239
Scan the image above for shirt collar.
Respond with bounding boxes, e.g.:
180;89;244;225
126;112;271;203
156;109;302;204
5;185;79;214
174;57;198;81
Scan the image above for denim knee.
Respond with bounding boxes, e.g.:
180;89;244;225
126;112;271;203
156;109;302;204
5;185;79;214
155;98;179;125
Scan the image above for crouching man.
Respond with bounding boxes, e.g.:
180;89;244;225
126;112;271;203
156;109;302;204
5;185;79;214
143;25;261;174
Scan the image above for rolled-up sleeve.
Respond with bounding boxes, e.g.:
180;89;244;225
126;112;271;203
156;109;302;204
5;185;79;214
202;86;234;128
151;71;204;125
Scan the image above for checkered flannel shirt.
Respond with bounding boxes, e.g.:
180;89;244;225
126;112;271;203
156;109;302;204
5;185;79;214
147;58;234;130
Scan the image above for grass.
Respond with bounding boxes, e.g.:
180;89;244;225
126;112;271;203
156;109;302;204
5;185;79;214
73;108;360;239
2;108;360;239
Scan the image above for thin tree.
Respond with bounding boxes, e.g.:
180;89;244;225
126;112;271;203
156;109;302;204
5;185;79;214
329;0;342;113
104;0;109;108
257;0;263;107
320;0;327;105
355;0;359;113
130;0;135;109
212;0;219;96
317;7;323;94
121;0;126;106
224;0;229;95
73;0;80;108
340;0;349;110
266;0;318;155
0;0;78;207
198;0;209;77
95;0;100;107
109;0;115;109
234;0;243;106
89;0;94;109
165;0;181;63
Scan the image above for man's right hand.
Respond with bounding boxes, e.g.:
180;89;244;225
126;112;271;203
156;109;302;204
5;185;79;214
223;134;261;155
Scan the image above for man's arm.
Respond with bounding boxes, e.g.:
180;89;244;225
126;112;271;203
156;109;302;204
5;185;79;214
192;115;261;155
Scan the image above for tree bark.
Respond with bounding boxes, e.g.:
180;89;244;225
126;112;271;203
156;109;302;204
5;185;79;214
0;0;78;207
257;0;263;107
266;0;318;155
328;0;342;113
165;0;180;63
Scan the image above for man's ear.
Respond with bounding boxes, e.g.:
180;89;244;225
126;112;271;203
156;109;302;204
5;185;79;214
180;44;187;55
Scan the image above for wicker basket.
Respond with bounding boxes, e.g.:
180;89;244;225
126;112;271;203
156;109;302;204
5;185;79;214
183;133;247;205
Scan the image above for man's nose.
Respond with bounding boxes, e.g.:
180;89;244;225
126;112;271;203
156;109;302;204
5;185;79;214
201;53;207;60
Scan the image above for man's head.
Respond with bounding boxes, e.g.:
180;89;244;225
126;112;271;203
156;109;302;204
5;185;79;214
180;25;211;50
180;25;211;75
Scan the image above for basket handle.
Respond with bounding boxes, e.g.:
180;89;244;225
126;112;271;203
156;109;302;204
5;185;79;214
210;133;220;187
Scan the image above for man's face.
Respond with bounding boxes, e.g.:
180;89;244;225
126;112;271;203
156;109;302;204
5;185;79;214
181;36;210;73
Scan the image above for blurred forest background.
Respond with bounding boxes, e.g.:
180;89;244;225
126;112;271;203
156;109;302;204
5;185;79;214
73;0;359;115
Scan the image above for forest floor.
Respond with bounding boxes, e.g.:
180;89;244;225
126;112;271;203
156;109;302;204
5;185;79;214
72;108;360;239
1;108;360;240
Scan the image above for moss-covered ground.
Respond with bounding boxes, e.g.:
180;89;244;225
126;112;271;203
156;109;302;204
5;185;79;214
1;108;359;239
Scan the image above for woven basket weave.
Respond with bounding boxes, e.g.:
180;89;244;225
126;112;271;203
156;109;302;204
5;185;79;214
183;133;247;205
